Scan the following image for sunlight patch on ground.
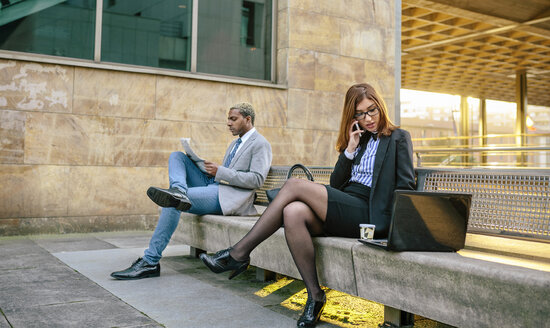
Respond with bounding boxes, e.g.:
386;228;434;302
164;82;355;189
280;287;384;327
254;276;295;297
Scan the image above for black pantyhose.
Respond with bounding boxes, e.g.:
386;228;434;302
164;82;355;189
229;179;326;301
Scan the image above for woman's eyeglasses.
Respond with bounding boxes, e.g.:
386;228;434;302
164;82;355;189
354;107;379;120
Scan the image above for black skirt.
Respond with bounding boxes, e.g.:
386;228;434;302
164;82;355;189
323;182;371;238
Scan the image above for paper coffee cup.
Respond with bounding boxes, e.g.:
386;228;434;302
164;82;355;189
359;224;375;240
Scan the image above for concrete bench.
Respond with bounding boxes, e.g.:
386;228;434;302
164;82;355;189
174;166;550;328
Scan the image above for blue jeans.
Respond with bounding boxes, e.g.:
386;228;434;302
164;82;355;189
144;152;222;264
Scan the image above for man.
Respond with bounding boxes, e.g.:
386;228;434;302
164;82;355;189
111;102;272;280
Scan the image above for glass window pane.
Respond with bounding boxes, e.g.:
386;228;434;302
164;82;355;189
0;0;96;60
400;89;461;140
486;100;516;136
101;0;192;71
197;0;272;80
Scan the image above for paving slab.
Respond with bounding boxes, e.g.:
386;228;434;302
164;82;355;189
0;237;160;328
54;246;299;328
3;231;450;328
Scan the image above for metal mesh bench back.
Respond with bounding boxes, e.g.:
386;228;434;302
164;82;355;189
255;166;332;206
417;168;550;240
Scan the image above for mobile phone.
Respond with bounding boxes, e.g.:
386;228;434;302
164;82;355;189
353;122;362;137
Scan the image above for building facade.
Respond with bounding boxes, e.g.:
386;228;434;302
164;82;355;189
0;0;399;235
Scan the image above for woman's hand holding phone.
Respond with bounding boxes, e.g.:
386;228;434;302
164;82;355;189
347;120;363;153
353;122;362;137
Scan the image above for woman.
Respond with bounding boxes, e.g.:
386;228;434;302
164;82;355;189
200;83;416;327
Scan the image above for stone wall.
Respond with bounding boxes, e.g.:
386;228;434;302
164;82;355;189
0;0;397;235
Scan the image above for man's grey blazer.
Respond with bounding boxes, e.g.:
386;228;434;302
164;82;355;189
215;130;272;216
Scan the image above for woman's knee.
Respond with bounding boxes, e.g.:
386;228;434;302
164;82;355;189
281;177;312;195
283;202;311;227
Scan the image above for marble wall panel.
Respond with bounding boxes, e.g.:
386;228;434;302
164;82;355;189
262;127;336;166
260;127;313;165
0;59;73;113
73;68;156;119
383;29;396;65
287;88;342;131
67;166;166;216
277;8;289;50
314;53;367;94
278;0;289;11
312;129;339;166
0;165;69;219
225;84;287;128
287;0;342;17
25;112;116;165
287;48;315;90
0;110;25;164
340;21;384;61
288;9;341;54
288;0;382;23
364;60;395;99
186;122;233;165
113;118;194;167
343;0;376;23
24;112;232;168
373;0;394;28
277;48;288;85
156;77;228;123
0;214;158;236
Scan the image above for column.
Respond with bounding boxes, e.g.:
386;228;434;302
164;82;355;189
460;96;470;165
516;70;527;165
479;98;487;165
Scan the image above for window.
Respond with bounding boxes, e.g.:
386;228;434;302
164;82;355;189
0;0;274;81
0;0;96;60
101;0;192;71
197;0;272;80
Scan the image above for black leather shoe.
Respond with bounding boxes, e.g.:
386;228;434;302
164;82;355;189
199;248;250;280
110;258;160;280
297;294;326;327
147;186;191;211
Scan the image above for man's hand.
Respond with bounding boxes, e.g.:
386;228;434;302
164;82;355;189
204;160;219;177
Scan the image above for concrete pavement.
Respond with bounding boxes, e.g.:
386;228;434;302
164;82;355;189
0;231;448;328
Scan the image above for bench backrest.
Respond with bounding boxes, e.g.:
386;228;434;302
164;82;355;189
416;168;550;241
255;166;550;241
255;166;333;206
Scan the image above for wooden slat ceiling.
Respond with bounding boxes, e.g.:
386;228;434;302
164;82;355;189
402;0;550;107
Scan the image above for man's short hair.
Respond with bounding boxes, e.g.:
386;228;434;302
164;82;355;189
230;102;255;125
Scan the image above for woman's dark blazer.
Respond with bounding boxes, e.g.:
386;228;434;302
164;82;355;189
329;128;416;237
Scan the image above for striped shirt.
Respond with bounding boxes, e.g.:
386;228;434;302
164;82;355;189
349;136;380;187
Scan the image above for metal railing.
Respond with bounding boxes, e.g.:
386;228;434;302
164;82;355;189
417;167;550;241
413;133;550;168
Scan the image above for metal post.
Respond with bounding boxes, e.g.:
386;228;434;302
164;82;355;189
515;70;527;166
394;0;402;125
460;96;470;165
270;0;277;83
383;306;414;327
479;98;487;165
94;0;103;62
190;0;199;73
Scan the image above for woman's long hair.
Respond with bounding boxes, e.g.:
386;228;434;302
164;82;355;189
335;83;398;152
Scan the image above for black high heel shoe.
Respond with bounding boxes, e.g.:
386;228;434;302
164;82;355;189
297;293;326;327
199;248;250;280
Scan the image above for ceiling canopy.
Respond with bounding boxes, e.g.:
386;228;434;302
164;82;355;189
402;0;550;107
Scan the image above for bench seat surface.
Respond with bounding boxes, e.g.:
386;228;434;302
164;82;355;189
175;212;550;328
